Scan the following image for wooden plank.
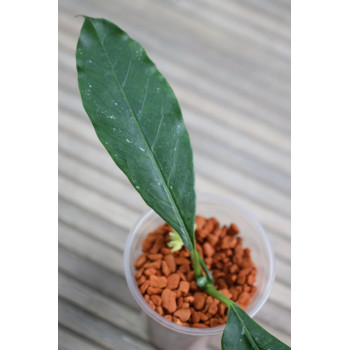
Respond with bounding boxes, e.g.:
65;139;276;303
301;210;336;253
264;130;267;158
58;255;290;349
243;0;290;22
58;140;291;263
59;326;108;350
155;0;290;59
58;221;124;275
198;0;290;38
59;184;290;264
59;0;290;79
59;272;290;347
59;150;291;256
275;257;291;287
58;213;290;310
58;127;291;239
59;273;149;341
60;76;289;177
255;300;291;335
58;151;291;245
58;141;290;254
268;282;291;309
58;244;290;326
58;246;137;310
58;36;291;155
58;62;290;172
58;83;291;194
59;198;130;251
58;5;290;132
59;36;290;148
59;299;156;350
59;189;290;287
59;151;145;216
58;175;139;230
57;100;290;218
58;67;290;182
58;133;290;222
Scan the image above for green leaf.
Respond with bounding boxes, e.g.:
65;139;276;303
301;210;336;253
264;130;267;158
222;304;290;350
76;17;196;250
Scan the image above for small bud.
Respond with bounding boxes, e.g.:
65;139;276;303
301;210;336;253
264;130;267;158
167;230;184;252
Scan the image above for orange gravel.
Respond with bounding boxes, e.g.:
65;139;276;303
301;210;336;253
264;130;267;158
134;216;258;328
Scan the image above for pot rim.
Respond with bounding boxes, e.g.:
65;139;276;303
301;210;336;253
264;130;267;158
124;192;275;336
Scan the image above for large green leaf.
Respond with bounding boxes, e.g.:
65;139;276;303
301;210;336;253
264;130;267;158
222;304;290;350
76;17;196;249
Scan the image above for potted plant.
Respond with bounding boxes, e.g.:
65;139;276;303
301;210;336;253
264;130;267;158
76;16;290;350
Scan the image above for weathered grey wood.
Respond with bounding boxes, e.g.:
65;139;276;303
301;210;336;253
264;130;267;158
59;299;156;350
59;145;291;278
58;0;290;348
59;1;290;86
255;301;291;336
58;176;139;230
59;21;290;115
58;118;291;237
275;258;291;287
59;272;290;348
59;164;291;275
59;254;290;349
58;148;291;272
58;221;124;275
58;46;291;172
58;7;290;137
58;150;291;261
58;143;290;243
58;130;290;220
58;209;290;312
60;44;290;154
268;281;291;309
58;198;129;251
58;246;137;310
59;326;109;350
59;273;149;341
198;0;290;39
58;84;291;194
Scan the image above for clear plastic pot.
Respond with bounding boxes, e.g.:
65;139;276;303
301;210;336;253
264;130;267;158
124;192;275;350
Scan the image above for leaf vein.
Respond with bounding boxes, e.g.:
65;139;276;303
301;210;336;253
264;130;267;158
167;139;178;187
138;77;150;119
151;97;164;152
122;61;132;88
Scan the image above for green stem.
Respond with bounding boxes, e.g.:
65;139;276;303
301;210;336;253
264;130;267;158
190;249;203;280
198;255;214;284
205;284;234;308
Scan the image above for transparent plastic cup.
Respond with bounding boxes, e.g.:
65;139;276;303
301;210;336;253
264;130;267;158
124;192;275;350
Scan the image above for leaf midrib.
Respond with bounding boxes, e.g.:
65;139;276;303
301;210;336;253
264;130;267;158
86;18;193;249
230;304;261;350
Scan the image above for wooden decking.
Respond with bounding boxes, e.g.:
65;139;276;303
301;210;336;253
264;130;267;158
58;0;290;348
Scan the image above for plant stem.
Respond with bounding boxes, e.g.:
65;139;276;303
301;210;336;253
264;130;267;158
190;249;203;280
189;236;231;307
205;284;234;308
198;255;214;284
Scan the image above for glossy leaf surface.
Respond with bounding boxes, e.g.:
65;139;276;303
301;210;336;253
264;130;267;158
222;304;290;350
76;17;196;249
